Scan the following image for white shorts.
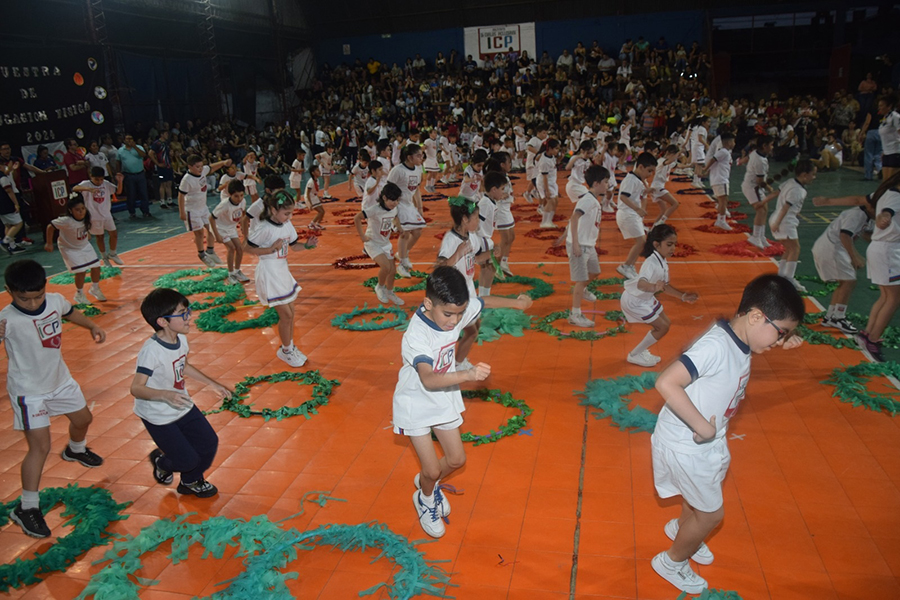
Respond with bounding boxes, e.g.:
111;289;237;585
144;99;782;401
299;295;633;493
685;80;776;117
565;181;588;203
526;165;537;181
567;243;601;281
184;207;211;232
243;179;258;196
769;217;798;240
813;236;856;282
397;203;426;231
0;212;22;225
61;246;101;273
364;240;393;259
621;293;663;323
495;203;514;230
393;415;464;437
650;187;671;201
691;145;706;164
320;169;334;177
516;139;527;152
616;210;645;240
711;183;729;198
652;435;731;513
741;182;765;205
89;214;116;235
423;159;441;173
10;377;87;431
289;175;303;189
867;241;900;286
217;225;240;244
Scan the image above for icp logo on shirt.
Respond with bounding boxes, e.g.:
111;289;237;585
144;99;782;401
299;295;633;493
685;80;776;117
172;355;187;390
33;312;62;349
724;371;750;419
433;342;456;374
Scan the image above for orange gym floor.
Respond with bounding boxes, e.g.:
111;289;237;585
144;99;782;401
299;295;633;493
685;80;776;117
1;170;899;600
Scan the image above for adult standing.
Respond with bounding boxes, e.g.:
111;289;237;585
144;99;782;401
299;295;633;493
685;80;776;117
878;94;900;181
100;134;119;176
117;134;152;219
860;98;883;181
149;131;175;209
62;138;89;187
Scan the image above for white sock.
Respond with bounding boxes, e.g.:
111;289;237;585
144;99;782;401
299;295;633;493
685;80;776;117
753;225;764;238
834;304;847;319
825;304;836;319
500;257;509;266
90;282;100;290
420;490;435;506
571;307;582;316
20;489;40;510
282;341;293;352
479;286;491;297
784;261;798;279
3;236;12;244
630;331;658;356
657;215;667;224
68;439;87;454
777;260;786;276
661;551;687;569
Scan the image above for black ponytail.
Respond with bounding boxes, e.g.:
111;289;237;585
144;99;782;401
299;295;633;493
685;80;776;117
641;224;677;257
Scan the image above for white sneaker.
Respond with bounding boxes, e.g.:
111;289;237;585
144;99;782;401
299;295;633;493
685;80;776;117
500;263;514;277
664;519;714;565
523;190;534;203
386;289;405;306
413;490;445;538
725;209;732;218
200;253;217;267
714;218;733;231
617;264;638;279
601;203;615;213
627;350;659;368
651;551;708;594
276;345;307;368
583;290;597;302
234;270;250;283
108;252;124;265
413;473;450;516
73;290;88;305
396;263;412;278
225;274;241;285
567;313;595;328
455;357;474;371
692;177;703;188
790;278;808;293
206;251;224;265
322;191;332;199
88;285;106;302
101;254;112;268
374;285;389;303
746;236;766;250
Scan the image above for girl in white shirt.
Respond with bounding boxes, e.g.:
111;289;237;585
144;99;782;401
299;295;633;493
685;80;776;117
620;224;699;367
44;196;104;304
288;148;306;201
536;138;561;227
242;152;261;202
354;182;403;305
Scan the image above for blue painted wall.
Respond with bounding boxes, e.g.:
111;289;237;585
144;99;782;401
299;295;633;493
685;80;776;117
315;28;464;70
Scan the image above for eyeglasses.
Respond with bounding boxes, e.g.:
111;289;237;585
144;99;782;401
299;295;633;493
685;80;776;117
763;313;788;341
162;308;192;322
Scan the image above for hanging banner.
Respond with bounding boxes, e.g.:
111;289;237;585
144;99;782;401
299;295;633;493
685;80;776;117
0;46;112;149
464;22;536;65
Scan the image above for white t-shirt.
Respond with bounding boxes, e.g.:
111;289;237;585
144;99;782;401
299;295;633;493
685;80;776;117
85;152;110;176
387;163;421;206
568;157;590;184
305;177;319;205
567;192;602;246
771;178;808;229
708;148;733;187
361;176;384;210
873;189;900;243
392;298;484;430
78;179;116;219
690;125;708;150
288;159;304;187
218;172;245;202
704;136;722;167
525;136;542;167
478;196;497;238
623;250;668;302
617;172;646;215
538;154;558;196
245;198;265;232
880;110;900;155
211;197;246;238
51;216;91;252
248;217;299;261
459;166;483;199
438;229;483;297
651;158;676;190
742;150;769;187
350;163;369;189
824;205;872;245
423;138;439;165
179;166;211;212
134;334;192;426
0;293;74;397
362;202;398;245
653;321;751;453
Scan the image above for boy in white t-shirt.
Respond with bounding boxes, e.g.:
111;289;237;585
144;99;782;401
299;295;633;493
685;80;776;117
178;154;231;267
1;260;106;538
705;133;736;230
217;163;245;203
209;179;249;284
348;150;371;199
769;160;818;292
131;288;233;499
72;167;125;266
288;148;306;200
651;275;803;594
743;136;775;249
616;152;657;280
565;165;610;328
524;124;549;202
648;145;682;229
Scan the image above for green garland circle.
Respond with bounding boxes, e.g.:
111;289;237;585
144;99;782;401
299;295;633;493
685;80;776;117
460;388;534;445
331;305;409;331
195;302;280;333
362;269;430;293
821;361;900;416
49;266;122;285
575;373;660;433
479;274;555;300
586;276;626;301
152;268;244;310
0;485;130;592
536;309;627;341
77;508;451;599
205;370;340;421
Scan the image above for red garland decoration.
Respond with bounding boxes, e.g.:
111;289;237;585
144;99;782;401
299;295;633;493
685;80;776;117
523;213;566;223
511;204;537;213
336;218;355;225
700;210;747;221
332;208;358;217
694;223;752;234
524;227;566;241
434;232;446;240
545;245;608;257
698;200;740;210
710;241;785;257
332;254;378;270
293;228;319;239
601;212;618;221
671;243;698;258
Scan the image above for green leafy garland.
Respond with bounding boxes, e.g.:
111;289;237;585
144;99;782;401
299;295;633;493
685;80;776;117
586;276;626;301
331;304;409;331
477;274;555;300
536;309;627;341
797;311;900;350
205;370;340;421
68;303;103;318
76;508;453;599
153;268;244;310
195;303;279;333
677;591;744;600
363;270;430;293
0;485;130;592
477;308;533;344
575;373;660;433
460;388;534;445
821;361;900;416
49;267;122;285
